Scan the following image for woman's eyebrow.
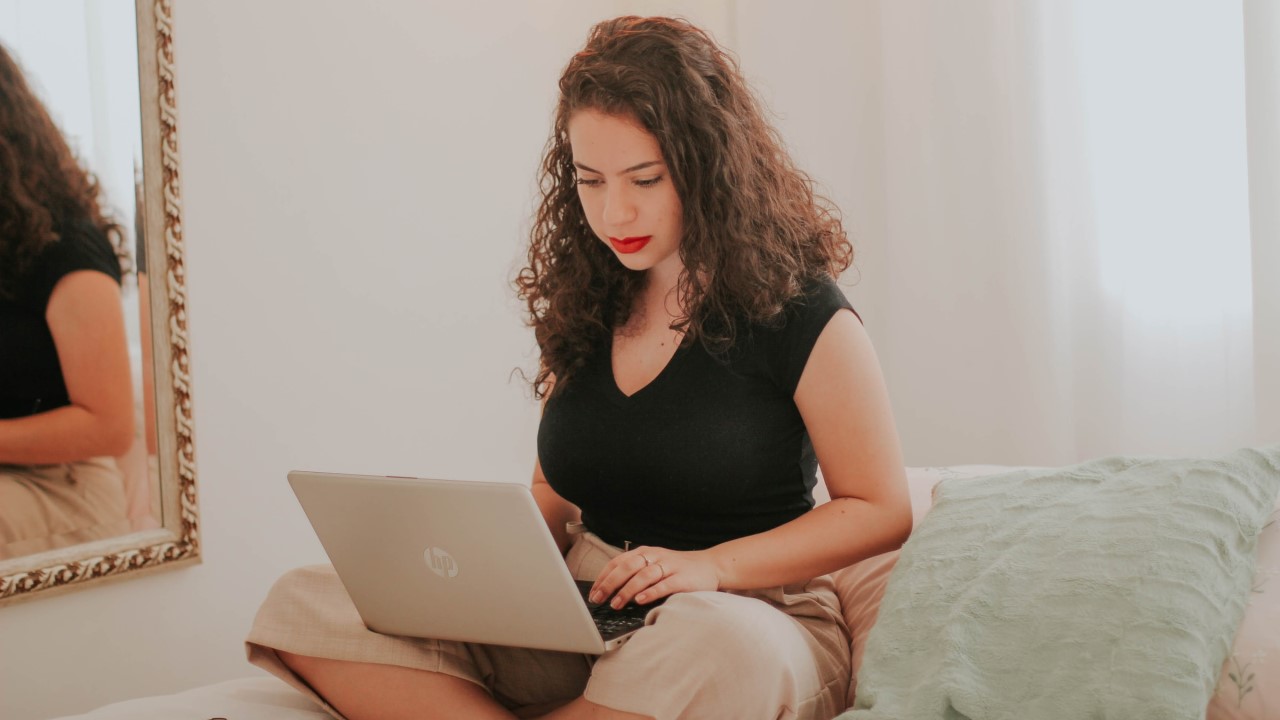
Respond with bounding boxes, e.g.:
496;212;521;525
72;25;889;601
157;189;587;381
573;160;664;175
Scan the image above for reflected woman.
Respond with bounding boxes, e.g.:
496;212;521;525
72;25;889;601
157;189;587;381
0;43;135;560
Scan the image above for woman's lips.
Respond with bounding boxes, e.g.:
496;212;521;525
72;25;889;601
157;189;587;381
609;236;651;254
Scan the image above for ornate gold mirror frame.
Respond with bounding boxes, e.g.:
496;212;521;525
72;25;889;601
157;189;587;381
0;0;199;606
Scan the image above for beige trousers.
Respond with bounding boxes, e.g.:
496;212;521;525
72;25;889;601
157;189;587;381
246;531;851;720
0;457;131;561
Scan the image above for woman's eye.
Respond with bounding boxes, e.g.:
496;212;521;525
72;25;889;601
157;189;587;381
634;176;663;187
574;177;602;188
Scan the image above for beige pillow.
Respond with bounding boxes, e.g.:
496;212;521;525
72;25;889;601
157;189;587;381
1207;491;1280;720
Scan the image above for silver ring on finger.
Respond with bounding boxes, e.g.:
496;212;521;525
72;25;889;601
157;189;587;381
656;561;667;579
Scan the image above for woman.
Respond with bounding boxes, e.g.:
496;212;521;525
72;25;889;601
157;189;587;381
0;43;136;559
248;16;911;720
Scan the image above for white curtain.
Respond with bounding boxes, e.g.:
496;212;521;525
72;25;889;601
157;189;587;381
1246;0;1280;460
1037;1;1258;462
736;0;1278;466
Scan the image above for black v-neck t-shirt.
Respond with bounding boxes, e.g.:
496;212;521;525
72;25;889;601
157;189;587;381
0;221;122;418
538;277;857;551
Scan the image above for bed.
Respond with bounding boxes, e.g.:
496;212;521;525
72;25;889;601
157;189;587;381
57;455;1280;720
55;676;328;720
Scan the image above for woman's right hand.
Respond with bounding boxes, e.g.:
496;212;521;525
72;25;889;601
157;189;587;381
589;545;720;608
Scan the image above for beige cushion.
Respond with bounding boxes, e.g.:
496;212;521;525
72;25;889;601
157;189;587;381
1206;488;1280;720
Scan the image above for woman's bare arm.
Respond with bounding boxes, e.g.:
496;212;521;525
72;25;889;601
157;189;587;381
532;460;581;555
0;271;134;463
705;308;912;589
530;374;582;554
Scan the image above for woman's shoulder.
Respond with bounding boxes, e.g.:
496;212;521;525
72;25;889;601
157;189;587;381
722;274;858;393
19;218;121;309
778;274;857;328
723;274;855;341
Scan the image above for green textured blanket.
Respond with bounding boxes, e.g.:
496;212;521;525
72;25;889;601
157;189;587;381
842;446;1280;720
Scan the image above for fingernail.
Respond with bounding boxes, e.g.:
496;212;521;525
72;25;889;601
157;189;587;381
611;597;623;609
590;591;601;603
636;593;647;603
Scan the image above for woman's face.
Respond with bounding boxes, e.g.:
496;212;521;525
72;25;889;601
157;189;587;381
567;109;684;281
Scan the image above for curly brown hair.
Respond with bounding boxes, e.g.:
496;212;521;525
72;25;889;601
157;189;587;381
0;42;128;300
515;16;852;398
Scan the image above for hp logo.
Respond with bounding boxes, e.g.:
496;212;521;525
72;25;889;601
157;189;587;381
424;547;459;578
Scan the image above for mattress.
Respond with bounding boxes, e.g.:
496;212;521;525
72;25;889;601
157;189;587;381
55;676;325;720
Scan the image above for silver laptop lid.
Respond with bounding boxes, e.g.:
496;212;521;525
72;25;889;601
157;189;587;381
288;471;610;654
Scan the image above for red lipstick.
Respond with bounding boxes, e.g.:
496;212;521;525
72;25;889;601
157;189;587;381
609;236;651;254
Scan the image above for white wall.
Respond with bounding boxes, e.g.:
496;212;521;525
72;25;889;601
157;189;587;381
0;2;841;717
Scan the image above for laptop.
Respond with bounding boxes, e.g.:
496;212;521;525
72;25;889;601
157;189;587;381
287;470;664;654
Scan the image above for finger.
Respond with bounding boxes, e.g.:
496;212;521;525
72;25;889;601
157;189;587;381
589;550;653;603
589;556;641;604
589;566;625;604
609;563;667;608
634;577;672;605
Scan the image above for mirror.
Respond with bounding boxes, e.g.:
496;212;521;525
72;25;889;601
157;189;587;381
0;0;198;606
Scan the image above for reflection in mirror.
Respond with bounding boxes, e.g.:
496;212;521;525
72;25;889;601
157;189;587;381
0;0;199;606
0;0;155;559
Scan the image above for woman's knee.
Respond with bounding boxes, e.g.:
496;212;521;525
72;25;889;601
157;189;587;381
648;591;815;677
261;564;346;608
586;592;826;719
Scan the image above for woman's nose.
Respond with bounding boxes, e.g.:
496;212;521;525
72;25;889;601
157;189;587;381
602;187;637;226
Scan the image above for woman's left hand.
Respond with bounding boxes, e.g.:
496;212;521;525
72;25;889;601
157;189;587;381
589;546;721;608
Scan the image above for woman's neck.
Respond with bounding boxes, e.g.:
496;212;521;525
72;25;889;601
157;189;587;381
642;261;684;318
620;263;684;336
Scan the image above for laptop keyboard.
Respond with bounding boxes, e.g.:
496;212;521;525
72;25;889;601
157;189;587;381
575;581;665;640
